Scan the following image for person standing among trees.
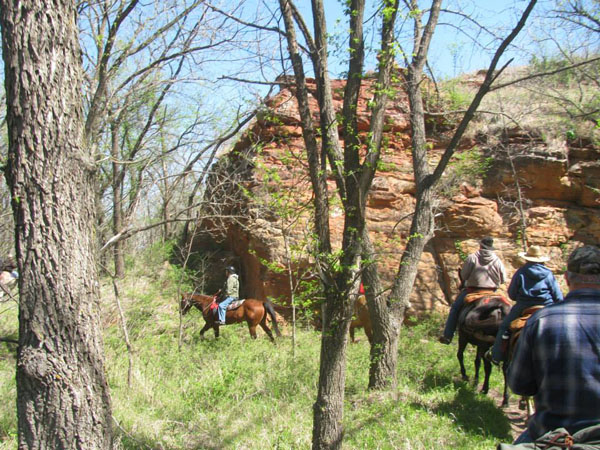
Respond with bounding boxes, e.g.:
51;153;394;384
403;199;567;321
488;245;563;364
216;266;239;325
507;245;600;444
439;237;507;344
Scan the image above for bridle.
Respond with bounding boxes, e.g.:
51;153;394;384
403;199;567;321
181;287;201;315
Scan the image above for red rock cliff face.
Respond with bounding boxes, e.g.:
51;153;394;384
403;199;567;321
200;74;600;317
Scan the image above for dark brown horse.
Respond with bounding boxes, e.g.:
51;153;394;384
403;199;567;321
507;305;544;418
457;291;511;406
180;293;282;342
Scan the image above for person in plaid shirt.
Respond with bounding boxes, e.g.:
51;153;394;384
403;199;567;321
507;245;600;444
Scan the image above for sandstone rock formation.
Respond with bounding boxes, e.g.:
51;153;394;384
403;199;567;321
198;73;600;318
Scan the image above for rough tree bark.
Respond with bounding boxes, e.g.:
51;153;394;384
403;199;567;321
0;0;114;447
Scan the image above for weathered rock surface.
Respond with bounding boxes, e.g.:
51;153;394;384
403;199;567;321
199;74;600;318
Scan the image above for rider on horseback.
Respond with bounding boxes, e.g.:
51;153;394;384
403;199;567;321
439;237;507;344
487;245;563;364
215;265;239;325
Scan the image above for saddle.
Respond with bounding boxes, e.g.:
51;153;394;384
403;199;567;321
507;305;545;359
210;298;246;316
509;305;545;332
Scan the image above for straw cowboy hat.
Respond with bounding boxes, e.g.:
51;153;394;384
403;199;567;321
518;245;550;263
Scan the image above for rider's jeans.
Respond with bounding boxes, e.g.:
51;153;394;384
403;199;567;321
442;289;468;341
218;296;236;323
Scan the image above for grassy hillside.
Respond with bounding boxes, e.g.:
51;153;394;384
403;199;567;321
0;246;516;449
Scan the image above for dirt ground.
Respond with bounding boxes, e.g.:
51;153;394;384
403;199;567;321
489;387;529;441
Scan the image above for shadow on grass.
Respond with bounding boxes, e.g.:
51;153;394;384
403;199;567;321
119;432;174;450
422;371;456;391
117;421;244;450
422;370;494;396
428;385;512;440
417;365;512;440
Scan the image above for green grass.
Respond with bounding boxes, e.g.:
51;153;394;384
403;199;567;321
0;256;514;449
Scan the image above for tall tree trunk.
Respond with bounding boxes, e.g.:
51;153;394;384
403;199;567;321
160;138;171;242
278;5;345;446
111;122;126;278
355;0;399;390
0;0;113;448
312;287;352;450
387;0;537;390
281;0;400;443
389;62;437;310
362;231;400;390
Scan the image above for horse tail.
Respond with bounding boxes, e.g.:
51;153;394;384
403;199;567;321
264;300;282;337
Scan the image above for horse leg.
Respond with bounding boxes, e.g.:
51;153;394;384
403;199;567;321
259;317;275;343
199;321;212;338
263;301;282;337
246;313;258;339
365;324;373;345
457;335;469;381
480;348;492;395
247;320;258;339
474;346;483;390
501;361;510;407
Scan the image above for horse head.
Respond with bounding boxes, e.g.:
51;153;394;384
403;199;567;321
180;293;194;315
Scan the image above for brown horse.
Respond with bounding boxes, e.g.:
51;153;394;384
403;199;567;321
180;293;282;342
457;291;511;406
349;295;373;344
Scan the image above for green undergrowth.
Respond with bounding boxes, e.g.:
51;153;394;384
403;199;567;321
0;250;513;449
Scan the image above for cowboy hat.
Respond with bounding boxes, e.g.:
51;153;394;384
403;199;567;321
518;245;550;263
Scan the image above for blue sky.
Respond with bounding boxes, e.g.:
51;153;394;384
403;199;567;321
308;0;552;78
199;0;555;134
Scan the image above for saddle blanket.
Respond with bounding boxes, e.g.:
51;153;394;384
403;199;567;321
227;299;245;310
464;290;511;306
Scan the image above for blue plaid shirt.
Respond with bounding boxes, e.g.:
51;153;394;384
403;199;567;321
507;288;600;440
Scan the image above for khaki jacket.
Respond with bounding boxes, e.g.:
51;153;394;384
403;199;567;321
224;274;239;299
